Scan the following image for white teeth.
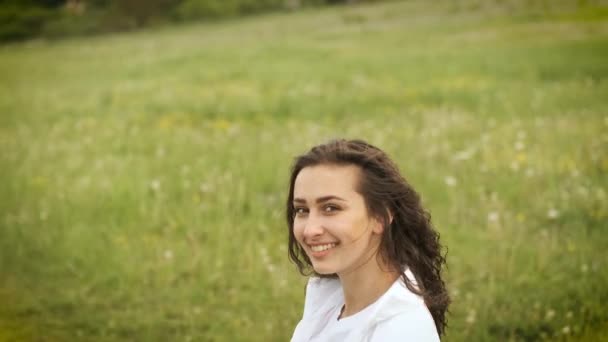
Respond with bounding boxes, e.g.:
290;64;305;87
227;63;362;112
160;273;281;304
310;243;336;252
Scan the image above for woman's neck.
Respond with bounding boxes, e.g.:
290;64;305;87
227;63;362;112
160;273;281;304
337;254;400;319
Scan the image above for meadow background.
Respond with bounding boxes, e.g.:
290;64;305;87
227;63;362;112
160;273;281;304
1;0;608;341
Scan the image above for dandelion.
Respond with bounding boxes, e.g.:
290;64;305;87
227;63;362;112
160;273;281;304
164;249;174;260
515;141;525;151
571;169;580;177
452;148;475;161
545;309;555;320
156;147;165;158
525;168;535;177
150;179;161;192
547;208;560;219
562;325;570;334
510;161;520;171
444;176;457;187
566;311;573;319
487;212;499;223
581;264;589;273
199;182;213;194
466;309;476;324
213;119;232;131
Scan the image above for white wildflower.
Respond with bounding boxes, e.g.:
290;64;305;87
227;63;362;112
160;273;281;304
150;179;161;192
445;176;457;187
547;208;559;219
487;212;499;223
510;161;520;171
453;148;475;161
164;249;173;260
466;309;476;324
199;182;213;194
525;168;535;177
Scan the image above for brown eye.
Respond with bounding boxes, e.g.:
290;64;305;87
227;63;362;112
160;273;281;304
294;207;308;217
323;204;339;213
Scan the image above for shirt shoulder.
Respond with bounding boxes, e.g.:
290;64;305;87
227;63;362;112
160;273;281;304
367;274;440;342
301;277;342;318
369;308;440;342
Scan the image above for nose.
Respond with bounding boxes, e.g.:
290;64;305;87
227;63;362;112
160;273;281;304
302;213;324;240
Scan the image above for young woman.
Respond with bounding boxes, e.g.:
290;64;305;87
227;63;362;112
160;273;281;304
286;139;449;341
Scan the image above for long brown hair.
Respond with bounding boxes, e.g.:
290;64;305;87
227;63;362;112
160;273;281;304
286;139;449;335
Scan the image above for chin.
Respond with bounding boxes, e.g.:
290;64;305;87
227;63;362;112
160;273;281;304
312;264;336;275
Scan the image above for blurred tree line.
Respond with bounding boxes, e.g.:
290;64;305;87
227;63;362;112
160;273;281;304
0;0;385;42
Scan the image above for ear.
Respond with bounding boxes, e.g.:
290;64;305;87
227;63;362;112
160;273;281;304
371;217;388;235
372;218;384;234
372;209;393;234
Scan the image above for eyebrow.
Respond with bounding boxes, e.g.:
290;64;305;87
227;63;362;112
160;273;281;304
293;195;347;204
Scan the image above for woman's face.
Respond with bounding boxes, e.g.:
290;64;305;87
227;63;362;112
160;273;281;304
292;164;383;276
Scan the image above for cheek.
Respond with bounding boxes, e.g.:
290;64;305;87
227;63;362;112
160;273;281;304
292;221;304;242
345;217;373;242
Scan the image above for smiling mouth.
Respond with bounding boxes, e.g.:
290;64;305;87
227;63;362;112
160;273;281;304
309;243;337;252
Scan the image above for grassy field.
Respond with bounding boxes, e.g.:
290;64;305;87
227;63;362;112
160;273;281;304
1;0;607;341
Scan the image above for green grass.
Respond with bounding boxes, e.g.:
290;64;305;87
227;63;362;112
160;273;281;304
1;0;607;341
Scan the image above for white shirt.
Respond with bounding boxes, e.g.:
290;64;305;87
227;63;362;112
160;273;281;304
290;270;440;342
